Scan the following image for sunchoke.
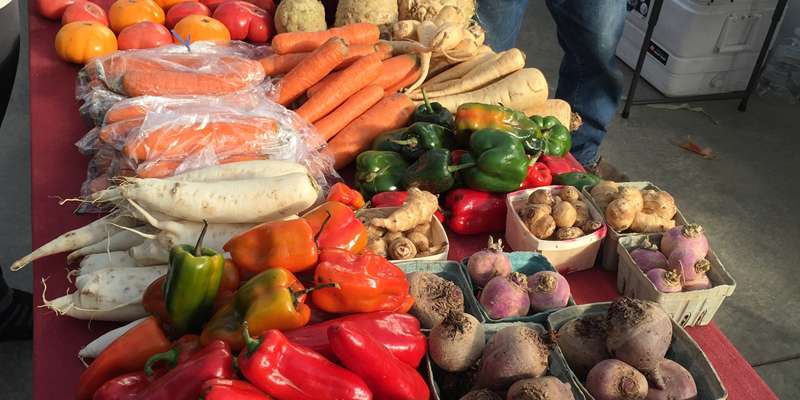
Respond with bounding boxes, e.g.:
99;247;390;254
389;237;418;259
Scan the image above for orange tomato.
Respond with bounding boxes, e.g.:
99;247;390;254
117;21;173;49
54;21;118;64
108;0;165;33
172;15;230;43
61;2;109;26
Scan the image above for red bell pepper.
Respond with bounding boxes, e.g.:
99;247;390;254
539;153;585;175
302;201;368;253
371;191;445;223
93;372;151;400
444;188;507;235
327;182;366;210
134;340;235;400
238;326;373;400
328;323;429;400
283;311;426;367
520;162;552;189
143;335;202;375
200;379;273;400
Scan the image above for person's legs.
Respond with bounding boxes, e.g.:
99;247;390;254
477;0;530;51
545;0;627;167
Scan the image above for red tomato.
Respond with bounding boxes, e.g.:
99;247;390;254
212;0;271;42
117;21;173;49
199;0;229;11
37;0;85;20
165;1;210;28
245;0;274;15
61;2;109;26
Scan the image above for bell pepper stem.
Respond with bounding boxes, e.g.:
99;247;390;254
242;321;262;356
291;282;340;308
144;348;179;377
422;89;433;113
447;162;476;173
194;219;209;257
314;211;333;243
389;138;419;147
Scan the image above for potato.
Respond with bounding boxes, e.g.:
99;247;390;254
275;0;327;33
552;201;577;228
335;0;398;27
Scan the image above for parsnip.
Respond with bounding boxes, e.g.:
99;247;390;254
423;47;493;85
413;48;525;98
11;213;139;271
79;318;147;360
422;68;548;113
77;251;138;277
67;228;151;262
392;20;420;40
522;99;573;129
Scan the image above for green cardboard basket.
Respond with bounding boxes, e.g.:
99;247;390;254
395;260;483;325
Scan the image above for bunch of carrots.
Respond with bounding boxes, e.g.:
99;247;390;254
259;23;421;168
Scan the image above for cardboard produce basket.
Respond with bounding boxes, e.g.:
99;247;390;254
547;303;727;400
425;321;586;400
359;207;449;262
459;251;576;324
617;234;736;327
506;186;607;274
581;181;688;271
394;260;482;324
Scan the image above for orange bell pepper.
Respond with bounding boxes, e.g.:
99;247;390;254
312;249;414;314
224;218;319;274
302;201;368;254
326;182;366;210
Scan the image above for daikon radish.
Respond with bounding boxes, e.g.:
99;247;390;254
166;160;309;182
67;228;152;262
411;48;525;99
129;240;170;266
521;99;575;130
100;173;320;223
77;251;138;277
423;68;548;113
79;318;147;360
11;213;139;271
422;47;493;85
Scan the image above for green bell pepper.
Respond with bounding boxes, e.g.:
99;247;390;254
459;129;529;193
412;90;455;130
391;122;453;160
371;129;406;153
354;150;408;198
553;172;601;190
403;148;474;194
165;220;225;336
454;103;540;153
530;115;572;157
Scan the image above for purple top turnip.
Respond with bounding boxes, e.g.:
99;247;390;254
528;271;571;312
506;376;575;400
631;247;668;272
467;236;512;287
667;248;711;283
586;359;648;400
606;298;673;389
557;315;610;380
474;325;549;390
644;359;697;400
683;275;712;291
660;224;708;260
646;269;682;293
480;272;530;319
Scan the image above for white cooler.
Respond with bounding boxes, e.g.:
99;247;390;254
617;0;782;97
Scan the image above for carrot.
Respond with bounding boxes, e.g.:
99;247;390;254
105;104;150;124
384;64;422;95
306;70;342;97
272;23;380;54
326;93;415;169
259;52;309;76
99;118;144;144
313;85;384;140
296;53;383;123
372;54;419;90
277;37;349;106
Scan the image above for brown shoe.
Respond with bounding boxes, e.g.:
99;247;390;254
587;157;630;182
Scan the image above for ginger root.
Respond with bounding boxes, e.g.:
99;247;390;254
371;188;438;232
606;198;637;232
389;237;418;260
630;211;676;233
552;201;577;228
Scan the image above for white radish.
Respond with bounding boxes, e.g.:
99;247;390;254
129;240;170;266
166;160;309;182
77;251;138;277
101;173;320;223
11;213;138;271
79;318;147;361
67;228;152;262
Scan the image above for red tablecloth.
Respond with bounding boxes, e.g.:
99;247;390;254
27;6;777;400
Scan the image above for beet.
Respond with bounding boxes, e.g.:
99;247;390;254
606;298;672;389
474;325;549;390
429;311;485;372
467;237;512;287
556;315;609;380
459;390;503;400
586;359;648;400
407;271;465;328
506;376;575;400
644;359;697;400
660;224;708;260
479;272;530;319
528;271;571;312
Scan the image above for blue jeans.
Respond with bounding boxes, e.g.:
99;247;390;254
478;0;627;166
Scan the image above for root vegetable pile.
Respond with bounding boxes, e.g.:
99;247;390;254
590;182;678;234
518;186;602;240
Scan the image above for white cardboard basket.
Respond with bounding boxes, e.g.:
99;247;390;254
360;207;449;262
505;186;607;274
582;181;688;271
617;234;736;327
